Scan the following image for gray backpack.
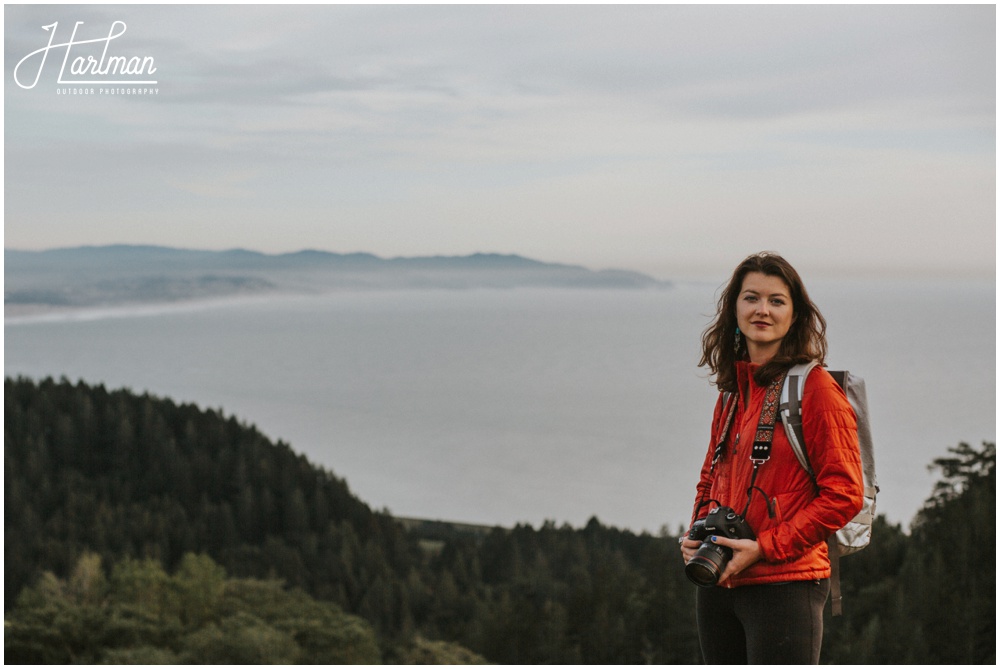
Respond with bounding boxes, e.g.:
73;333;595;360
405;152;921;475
779;361;879;614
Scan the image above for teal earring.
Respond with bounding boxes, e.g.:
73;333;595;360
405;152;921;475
734;327;742;354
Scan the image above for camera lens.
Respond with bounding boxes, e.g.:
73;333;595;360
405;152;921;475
684;543;730;588
685;557;719;587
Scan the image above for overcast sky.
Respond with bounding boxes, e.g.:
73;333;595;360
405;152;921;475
4;4;995;279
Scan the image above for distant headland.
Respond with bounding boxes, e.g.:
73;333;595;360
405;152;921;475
4;245;670;315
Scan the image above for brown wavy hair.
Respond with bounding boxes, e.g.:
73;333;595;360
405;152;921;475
699;252;827;392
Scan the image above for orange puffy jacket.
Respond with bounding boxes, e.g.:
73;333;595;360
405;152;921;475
690;361;864;587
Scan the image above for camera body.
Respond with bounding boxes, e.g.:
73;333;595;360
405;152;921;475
685;506;756;587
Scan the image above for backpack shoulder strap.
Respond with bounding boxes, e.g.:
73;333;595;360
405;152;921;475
779;361;819;480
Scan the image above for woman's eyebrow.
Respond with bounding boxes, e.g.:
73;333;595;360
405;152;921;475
741;289;789;298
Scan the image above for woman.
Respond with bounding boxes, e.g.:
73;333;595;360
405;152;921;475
680;252;863;664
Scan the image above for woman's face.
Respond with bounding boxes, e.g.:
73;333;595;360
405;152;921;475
736;271;794;363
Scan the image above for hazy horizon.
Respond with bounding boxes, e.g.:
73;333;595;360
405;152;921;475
5;4;995;281
4;241;993;283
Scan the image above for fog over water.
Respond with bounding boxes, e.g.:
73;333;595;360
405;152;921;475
4;278;995;533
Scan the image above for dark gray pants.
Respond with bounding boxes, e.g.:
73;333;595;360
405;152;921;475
695;579;829;664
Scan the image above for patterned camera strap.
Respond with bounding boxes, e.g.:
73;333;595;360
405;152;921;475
710;393;738;472
710;371;787;472
751;371;786;466
699;371;785;524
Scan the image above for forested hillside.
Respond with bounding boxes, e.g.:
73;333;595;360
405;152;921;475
4;377;994;663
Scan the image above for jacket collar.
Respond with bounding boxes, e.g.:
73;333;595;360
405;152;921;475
734;359;763;390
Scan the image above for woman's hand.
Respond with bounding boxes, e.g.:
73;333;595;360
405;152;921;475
679;536;701;563
709;536;762;583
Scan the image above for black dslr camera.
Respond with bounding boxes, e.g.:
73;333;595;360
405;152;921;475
685;506;756;587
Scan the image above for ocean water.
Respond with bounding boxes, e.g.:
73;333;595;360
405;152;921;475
4;278;995;533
